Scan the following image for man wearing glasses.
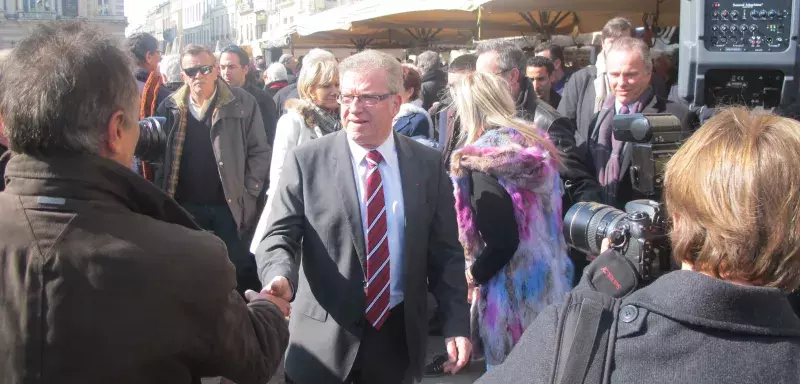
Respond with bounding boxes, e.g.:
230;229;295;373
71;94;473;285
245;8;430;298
155;44;272;297
255;50;470;383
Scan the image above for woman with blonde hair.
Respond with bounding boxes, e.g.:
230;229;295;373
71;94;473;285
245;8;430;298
250;50;339;253
448;72;573;369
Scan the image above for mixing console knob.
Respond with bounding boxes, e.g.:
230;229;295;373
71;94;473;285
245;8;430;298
739;24;748;32
750;24;758;32
731;10;739;19
768;9;777;18
713;10;720;18
760;9;768;18
722;10;729;18
720;24;728;32
750;10;759;18
712;25;719;32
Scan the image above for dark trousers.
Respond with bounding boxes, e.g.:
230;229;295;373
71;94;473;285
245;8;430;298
182;203;261;295
286;303;411;384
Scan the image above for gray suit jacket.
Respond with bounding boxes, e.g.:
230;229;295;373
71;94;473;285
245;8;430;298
255;130;469;383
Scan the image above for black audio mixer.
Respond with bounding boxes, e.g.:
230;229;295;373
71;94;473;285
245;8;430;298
705;0;794;52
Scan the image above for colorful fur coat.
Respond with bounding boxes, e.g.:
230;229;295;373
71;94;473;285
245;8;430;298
450;127;574;366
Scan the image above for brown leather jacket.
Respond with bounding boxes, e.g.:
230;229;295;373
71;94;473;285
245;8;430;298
0;153;288;384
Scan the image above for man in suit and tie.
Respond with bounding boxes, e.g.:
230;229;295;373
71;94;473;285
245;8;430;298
583;37;696;208
255;50;471;384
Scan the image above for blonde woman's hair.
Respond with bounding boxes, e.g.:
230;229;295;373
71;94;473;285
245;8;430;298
665;106;800;291
450;72;558;156
297;58;339;102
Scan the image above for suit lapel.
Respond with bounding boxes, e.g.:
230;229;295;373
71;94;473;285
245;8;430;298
395;134;421;286
332;132;367;276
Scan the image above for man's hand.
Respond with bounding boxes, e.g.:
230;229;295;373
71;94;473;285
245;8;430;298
244;290;291;317
264;276;292;301
443;336;472;375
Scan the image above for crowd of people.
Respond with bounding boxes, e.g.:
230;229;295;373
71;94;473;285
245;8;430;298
0;14;798;384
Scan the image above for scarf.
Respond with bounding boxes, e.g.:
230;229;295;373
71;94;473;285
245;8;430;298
450;127;572;365
591;87;653;204
138;70;163;181
593;52;610;113
309;104;341;135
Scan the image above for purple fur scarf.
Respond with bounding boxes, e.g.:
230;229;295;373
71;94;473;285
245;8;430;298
450;127;574;366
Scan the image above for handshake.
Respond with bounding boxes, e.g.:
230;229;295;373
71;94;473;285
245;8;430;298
245;276;293;317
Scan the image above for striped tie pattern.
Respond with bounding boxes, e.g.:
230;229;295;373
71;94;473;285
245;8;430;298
364;150;391;330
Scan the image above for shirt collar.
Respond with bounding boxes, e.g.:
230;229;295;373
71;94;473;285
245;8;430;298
347;132;397;167
190;87;217;109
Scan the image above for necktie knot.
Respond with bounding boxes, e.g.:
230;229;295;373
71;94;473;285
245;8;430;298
366;150;383;166
619;105;630;115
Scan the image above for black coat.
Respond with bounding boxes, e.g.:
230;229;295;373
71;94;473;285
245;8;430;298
477;271;800;384
421;69;448;111
243;82;279;147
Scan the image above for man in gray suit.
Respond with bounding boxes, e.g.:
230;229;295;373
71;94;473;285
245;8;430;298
255;50;472;383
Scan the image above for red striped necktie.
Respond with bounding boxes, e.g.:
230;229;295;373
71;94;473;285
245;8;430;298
364;150;391;330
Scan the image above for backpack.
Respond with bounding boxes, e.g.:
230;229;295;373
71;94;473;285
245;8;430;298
550;249;643;384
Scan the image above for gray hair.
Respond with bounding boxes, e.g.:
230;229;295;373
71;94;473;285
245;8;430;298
602;17;634;40
475;40;526;81
266;62;288;82
339;50;403;95
278;53;293;65
159;54;182;83
607;36;653;72
302;48;335;67
416;51;442;74
0;21;138;156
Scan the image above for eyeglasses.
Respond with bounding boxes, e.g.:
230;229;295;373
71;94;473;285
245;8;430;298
183;65;214;77
337;93;394;106
493;68;513;76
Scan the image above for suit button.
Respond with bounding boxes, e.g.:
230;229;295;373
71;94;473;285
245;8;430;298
620;305;639;323
218;161;223;166
227;199;233;204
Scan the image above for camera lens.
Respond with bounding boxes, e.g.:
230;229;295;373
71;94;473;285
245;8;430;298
135;116;168;162
563;202;627;255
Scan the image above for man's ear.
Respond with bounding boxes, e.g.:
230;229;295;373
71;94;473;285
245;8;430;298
105;110;127;156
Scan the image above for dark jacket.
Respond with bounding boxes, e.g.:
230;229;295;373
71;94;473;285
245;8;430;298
546;89;561;109
477;270;800;384
515;79;602;206
0;145;7;192
557;65;599;140
0;153;289;384
393;103;433;139
135;67;172;113
155;80;271;235
421;69;448;111
264;80;289;99
582;92;697;207
243;81;279;147
273;83;299;116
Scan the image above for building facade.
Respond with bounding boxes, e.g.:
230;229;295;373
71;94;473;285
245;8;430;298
0;0;127;49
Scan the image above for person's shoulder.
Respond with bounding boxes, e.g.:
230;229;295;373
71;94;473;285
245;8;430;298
571;65;596;81
291;130;344;159
396;132;441;160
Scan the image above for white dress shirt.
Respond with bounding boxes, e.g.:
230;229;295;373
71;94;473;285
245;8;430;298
347;133;405;308
189;88;217;120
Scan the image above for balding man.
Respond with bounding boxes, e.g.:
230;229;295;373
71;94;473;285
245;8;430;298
255;50;470;384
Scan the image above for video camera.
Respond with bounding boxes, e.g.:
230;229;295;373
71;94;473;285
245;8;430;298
612;113;690;200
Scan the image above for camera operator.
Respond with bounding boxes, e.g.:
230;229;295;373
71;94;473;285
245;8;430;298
585;37;696;208
477;107;800;384
0;22;289;383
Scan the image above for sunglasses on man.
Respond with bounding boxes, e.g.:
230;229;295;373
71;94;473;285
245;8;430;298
183;65;214;77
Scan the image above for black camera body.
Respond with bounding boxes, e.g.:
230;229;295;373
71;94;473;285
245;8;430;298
564;199;672;284
613;113;691;200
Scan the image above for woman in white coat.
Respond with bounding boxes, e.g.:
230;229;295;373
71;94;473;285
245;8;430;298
250;54;340;253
